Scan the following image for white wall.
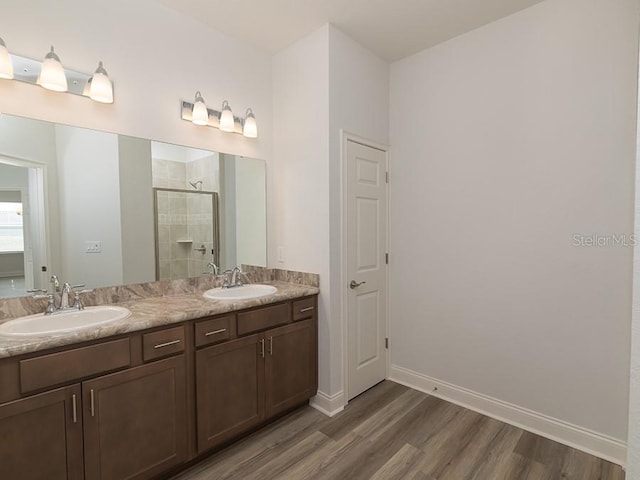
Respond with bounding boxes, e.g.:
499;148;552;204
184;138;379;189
271;24;389;406
390;0;638;461
628;50;640;480
0;164;28;189
55;125;123;288
118;135;155;285
271;25;331;394
235;157;267;267
0;0;272;168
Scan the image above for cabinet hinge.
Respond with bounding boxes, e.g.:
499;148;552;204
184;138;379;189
385;171;389;183
385;337;389;349
385;253;389;265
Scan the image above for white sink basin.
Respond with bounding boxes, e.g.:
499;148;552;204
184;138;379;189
203;284;277;301
0;306;131;337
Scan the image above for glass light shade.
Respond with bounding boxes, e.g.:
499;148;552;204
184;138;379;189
0;37;13;80
89;61;113;103
219;100;235;132
191;91;209;125
243;108;258;138
38;46;67;92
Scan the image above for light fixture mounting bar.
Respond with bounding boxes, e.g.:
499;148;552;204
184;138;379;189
180;100;244;134
9;53;110;98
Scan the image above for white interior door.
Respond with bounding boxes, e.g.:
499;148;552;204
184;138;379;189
346;139;388;401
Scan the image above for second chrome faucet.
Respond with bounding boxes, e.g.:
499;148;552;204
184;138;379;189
46;275;87;314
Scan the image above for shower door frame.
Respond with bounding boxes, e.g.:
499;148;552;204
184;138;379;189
152;187;220;281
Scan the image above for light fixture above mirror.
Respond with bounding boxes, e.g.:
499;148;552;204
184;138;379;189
0;37;114;103
0;37;14;79
181;93;258;138
191;91;209;125
38;46;67;92
219;100;235;132
243;108;258;138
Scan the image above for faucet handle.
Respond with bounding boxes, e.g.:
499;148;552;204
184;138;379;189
45;294;56;315
72;291;85;310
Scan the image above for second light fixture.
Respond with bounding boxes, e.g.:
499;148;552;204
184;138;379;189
182;91;258;138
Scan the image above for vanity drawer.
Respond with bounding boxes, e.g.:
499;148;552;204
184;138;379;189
143;326;185;362
293;297;316;321
20;338;131;393
237;303;291;336
195;315;233;348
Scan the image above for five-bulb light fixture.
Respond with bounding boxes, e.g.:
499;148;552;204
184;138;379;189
0;37;113;103
181;91;258;138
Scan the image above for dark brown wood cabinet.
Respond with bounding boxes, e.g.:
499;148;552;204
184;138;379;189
83;355;187;480
195;334;263;452
0;294;318;480
195;297;318;452
264;318;317;418
0;384;84;480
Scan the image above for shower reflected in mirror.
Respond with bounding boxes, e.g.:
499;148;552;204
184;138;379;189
153;188;219;281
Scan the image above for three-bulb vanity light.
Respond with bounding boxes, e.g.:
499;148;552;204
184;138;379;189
0;37;113;103
181;91;258;138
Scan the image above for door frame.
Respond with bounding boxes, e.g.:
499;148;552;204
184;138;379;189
340;130;391;403
0;154;49;290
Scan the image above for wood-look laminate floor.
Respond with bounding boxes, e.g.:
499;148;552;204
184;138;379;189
170;381;625;480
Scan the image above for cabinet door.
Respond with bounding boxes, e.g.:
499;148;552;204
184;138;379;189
265;318;317;418
0;385;83;480
82;355;187;480
196;334;263;452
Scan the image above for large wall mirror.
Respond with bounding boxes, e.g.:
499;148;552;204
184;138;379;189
0;114;266;299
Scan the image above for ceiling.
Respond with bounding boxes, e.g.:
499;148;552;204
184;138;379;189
155;0;546;61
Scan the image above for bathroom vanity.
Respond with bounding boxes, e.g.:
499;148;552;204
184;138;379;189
0;281;318;480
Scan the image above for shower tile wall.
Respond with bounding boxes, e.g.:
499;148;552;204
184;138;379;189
152;156;219;280
186;193;214;277
186;155;219;193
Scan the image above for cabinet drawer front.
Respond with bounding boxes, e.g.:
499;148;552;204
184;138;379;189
195;315;233;348
143;326;185;362
292;297;316;321
20;338;131;394
237;303;291;336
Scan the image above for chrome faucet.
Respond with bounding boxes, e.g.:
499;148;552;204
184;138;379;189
60;282;72;309
46;275;86;314
206;261;219;275
231;266;243;287
221;266;245;288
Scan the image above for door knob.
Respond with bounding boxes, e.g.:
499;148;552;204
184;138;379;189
349;280;366;289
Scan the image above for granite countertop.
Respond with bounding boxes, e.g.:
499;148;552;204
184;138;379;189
0;281;319;359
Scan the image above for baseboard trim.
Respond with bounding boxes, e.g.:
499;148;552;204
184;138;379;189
389;365;626;467
310;390;345;417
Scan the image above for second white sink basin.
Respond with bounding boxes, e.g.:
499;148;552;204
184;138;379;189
203;284;277;301
0;306;131;337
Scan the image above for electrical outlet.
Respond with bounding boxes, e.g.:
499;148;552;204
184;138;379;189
85;241;102;253
277;246;285;263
